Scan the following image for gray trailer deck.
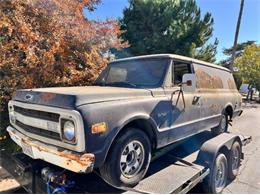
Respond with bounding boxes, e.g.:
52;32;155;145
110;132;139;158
124;154;208;194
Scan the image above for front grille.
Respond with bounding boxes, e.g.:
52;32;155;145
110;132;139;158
9;100;84;152
16;120;61;141
14;105;60;122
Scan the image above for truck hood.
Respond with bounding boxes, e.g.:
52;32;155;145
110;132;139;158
13;86;153;109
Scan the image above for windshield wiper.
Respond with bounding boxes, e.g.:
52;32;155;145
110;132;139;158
106;81;138;88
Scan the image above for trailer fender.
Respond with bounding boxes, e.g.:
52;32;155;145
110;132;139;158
195;133;242;170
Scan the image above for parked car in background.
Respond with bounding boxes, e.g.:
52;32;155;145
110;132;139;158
240;83;259;100
7;54;243;187
239;84;251;96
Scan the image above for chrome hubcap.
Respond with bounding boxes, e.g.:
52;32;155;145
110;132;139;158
220;115;227;131
215;161;226;192
232;147;239;170
120;140;144;178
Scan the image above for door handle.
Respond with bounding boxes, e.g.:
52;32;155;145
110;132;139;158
192;96;201;105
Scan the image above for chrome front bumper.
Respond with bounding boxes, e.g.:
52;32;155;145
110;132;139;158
7;126;95;173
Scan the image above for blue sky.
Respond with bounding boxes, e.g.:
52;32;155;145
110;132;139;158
84;0;260;62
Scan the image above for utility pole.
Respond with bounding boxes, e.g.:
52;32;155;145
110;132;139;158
230;0;244;72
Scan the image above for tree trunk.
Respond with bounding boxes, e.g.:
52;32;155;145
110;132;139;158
230;0;245;72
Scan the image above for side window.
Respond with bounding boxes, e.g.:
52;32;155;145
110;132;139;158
173;61;191;85
106;67;127;83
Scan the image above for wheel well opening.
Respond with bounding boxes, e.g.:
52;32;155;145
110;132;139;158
233;137;242;149
219;146;229;158
122;119;157;151
225;105;233;120
103;119;157;166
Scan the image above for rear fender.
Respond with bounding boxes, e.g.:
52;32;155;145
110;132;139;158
195;133;242;170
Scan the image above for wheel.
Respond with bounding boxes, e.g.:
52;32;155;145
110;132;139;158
211;111;228;135
203;153;228;194
228;141;241;180
99;128;151;188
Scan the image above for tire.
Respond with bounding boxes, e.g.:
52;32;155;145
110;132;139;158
228;141;241;180
203;153;228;194
211;111;228;136
99;128;151;188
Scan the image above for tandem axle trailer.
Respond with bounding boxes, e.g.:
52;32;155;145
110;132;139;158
1;132;251;194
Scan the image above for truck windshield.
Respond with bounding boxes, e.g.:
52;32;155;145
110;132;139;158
95;58;170;88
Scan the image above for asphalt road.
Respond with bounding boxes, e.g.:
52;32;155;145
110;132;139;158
2;102;260;193
222;102;260;193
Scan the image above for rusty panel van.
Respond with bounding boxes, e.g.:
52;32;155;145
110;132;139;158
7;54;243;187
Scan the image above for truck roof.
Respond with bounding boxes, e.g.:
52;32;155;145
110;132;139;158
112;54;231;73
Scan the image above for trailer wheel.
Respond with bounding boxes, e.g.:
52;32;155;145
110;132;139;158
203;153;228;194
211;112;228;136
228;141;241;180
99;128;151;187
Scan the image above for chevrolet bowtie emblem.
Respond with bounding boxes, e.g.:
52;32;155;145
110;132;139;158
25;94;33;101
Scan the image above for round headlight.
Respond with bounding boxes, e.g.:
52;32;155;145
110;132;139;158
63;121;75;141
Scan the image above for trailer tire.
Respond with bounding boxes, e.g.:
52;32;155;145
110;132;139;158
228;141;241;180
99;128;151;188
203;153;228;194
211;111;228;136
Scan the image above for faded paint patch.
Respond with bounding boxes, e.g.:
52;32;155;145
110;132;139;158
196;69;223;89
209;104;221;114
40;92;57;103
227;78;237;90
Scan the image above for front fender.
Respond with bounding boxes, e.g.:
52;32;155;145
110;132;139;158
77;99;161;167
97;113;159;167
117;113;158;136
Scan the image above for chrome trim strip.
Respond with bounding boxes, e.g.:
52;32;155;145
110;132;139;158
158;114;221;132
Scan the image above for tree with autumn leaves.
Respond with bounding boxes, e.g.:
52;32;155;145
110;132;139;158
0;0;126;140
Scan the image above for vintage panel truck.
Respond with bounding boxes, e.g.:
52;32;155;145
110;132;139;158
6;54;245;193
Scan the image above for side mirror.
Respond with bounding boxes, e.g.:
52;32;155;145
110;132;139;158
182;73;196;92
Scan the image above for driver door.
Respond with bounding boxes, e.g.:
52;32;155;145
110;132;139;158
163;60;202;142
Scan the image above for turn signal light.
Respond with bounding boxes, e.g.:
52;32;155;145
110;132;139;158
91;122;107;134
